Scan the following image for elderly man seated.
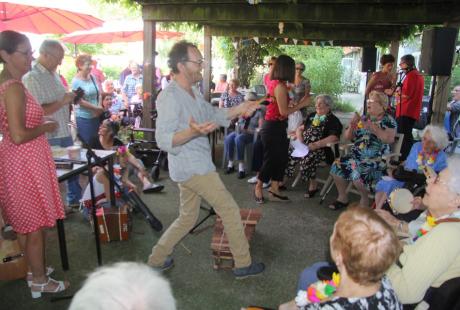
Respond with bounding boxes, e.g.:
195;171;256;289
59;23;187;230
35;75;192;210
329;91;397;210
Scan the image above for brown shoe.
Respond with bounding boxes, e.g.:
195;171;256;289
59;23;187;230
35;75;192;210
268;191;290;202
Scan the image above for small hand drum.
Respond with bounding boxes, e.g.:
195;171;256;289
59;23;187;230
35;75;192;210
389;188;414;214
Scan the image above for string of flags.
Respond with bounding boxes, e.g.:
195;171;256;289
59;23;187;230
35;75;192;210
233;37;334;47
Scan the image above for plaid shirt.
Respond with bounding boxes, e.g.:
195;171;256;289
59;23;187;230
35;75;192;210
23;62;70;139
122;74;143;102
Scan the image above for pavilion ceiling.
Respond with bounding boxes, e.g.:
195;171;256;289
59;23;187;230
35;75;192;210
137;0;460;46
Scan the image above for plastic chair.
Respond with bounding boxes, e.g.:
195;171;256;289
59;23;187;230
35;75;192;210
221;126;258;172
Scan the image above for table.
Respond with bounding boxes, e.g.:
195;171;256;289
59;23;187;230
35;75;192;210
55;149;116;271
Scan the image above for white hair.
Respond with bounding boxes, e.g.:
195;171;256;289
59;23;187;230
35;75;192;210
422;125;450;150
316;94;334;109
447;155;460;196
39;39;64;55
68;262;176;310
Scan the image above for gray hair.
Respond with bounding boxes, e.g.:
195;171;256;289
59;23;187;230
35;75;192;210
69;262;176;310
39;39;64;55
316;94;333;109
422;125;450;150
447;155;460;196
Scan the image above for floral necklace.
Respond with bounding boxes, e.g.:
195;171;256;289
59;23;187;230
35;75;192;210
413;214;437;242
416;149;439;171
296;272;341;306
312;114;327;127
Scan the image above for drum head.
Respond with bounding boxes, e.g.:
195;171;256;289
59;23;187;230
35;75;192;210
389;188;414;214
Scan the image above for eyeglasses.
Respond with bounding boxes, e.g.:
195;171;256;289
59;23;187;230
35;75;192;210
14;49;34;57
268;63;274;66
452;89;460;93
185;59;205;65
295;67;304;71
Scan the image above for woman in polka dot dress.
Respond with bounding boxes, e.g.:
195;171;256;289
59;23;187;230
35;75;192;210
0;31;69;298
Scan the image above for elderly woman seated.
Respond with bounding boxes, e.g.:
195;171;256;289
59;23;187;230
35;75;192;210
218;78;244;108
376;156;460;308
374;125;449;210
285;95;343;198
224;92;263;178
279;206;402;309
329;91;397;210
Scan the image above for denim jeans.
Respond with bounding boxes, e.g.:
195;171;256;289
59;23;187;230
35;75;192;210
224;131;253;162
76;116;100;146
48;136;82;204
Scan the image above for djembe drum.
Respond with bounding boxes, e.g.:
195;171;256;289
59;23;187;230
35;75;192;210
211;208;262;270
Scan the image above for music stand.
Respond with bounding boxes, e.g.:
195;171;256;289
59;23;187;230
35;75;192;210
189;206;216;234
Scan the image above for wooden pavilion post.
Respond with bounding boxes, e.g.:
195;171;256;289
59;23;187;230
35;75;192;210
203;25;212;102
143;20;155;130
431;24;459;125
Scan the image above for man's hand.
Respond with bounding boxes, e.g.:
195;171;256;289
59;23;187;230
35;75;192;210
189;117;218;136
43;119;58;133
241;100;259;118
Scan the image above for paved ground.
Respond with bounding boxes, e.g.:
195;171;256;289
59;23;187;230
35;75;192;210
0;146;352;310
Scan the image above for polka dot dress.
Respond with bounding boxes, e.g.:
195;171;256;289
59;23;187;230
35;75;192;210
0;80;64;234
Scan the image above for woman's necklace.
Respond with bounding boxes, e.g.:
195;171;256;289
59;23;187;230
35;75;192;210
416;149;439;170
312;114;326;127
295;273;341;306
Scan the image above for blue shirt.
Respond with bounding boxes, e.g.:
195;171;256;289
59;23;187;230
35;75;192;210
122;74;143;102
72;76;100;119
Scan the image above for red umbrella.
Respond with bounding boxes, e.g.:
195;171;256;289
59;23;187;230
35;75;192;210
0;1;103;34
62;27;183;44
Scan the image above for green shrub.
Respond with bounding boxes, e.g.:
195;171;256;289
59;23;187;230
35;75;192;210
333;100;356;113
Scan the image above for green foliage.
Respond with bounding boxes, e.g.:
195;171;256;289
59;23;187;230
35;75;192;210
282;45;344;98
65;43;104;57
88;0;141;18
334;100;356;113
103;64;125;81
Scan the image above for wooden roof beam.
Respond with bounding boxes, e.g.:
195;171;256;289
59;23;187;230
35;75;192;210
142;3;460;25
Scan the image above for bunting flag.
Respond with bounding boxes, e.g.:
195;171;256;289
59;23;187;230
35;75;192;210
232;41;238;49
284;37;289;43
253;37;259;44
320;41;325;47
278;21;284;34
312;41;316;47
293;39;298;45
303;40;309;46
329;40;334;46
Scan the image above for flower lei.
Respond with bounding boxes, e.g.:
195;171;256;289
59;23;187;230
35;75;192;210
413;214;437;242
116;145;130;157
312;114;327;127
295;272;341;307
416;149;439;171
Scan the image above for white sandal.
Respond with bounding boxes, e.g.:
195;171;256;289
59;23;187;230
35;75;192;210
30;277;68;299
26;266;54;287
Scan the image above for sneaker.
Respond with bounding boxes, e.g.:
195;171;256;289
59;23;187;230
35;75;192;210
225;167;235;174
153;256;174;272
233;262;265;279
237;171;246;179
247;176;258;184
262;181;271;189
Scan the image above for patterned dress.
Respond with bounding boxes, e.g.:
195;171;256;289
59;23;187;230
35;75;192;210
0;79;64;234
330;113;397;192
286;112;342;182
219;91;244;108
301;277;402;310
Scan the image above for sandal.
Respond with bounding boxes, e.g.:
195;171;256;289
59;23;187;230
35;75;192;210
328;200;349;211
254;189;264;204
268;191;290;202
30;277;69;299
304;188;319;198
26;266;54;287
